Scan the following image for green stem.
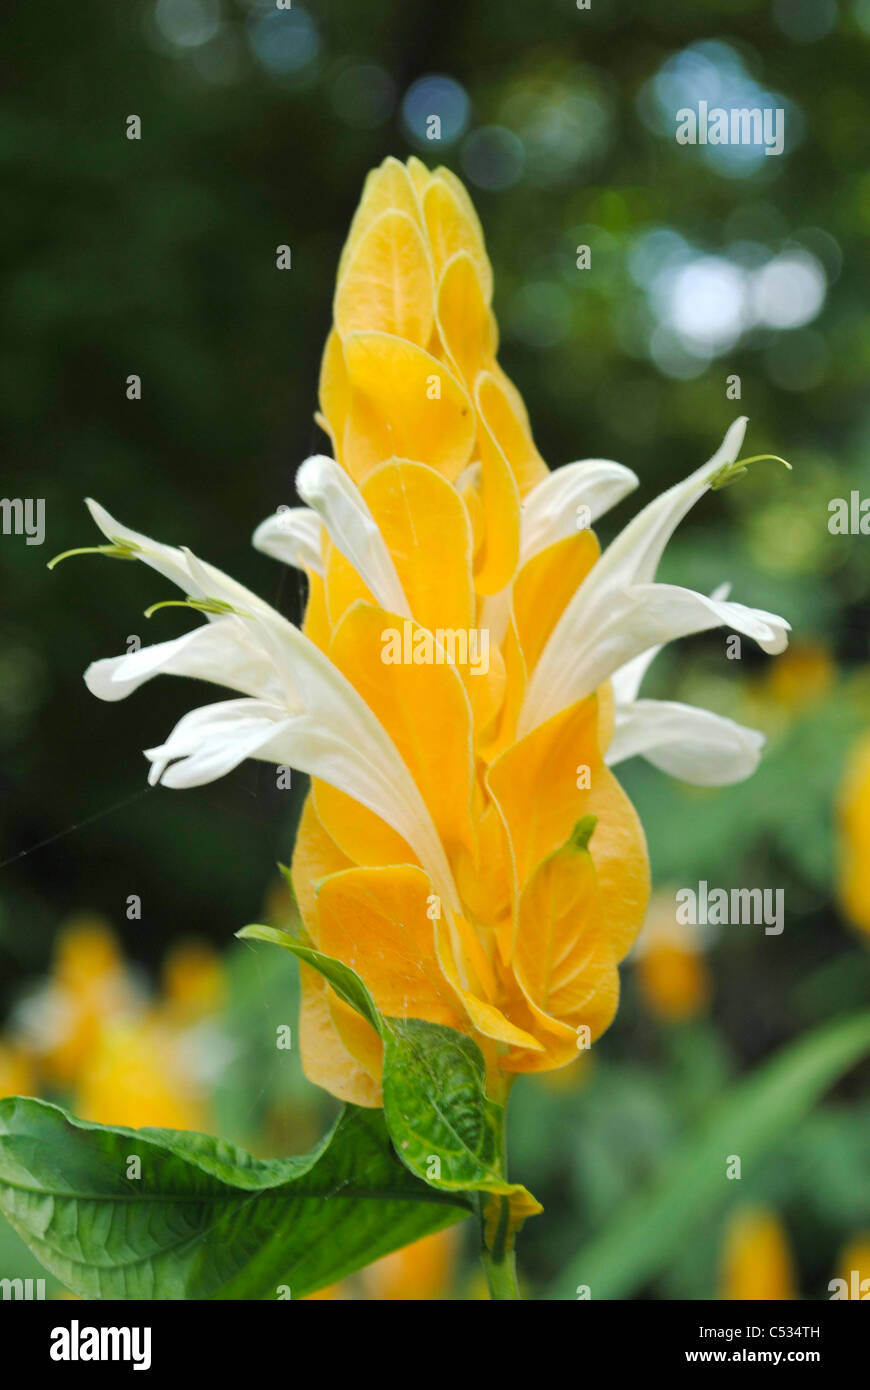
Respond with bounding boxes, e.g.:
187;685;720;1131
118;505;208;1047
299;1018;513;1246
477;1076;522;1300
479;1196;521;1300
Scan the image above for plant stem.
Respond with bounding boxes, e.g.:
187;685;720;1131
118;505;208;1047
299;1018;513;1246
479;1196;521;1299
477;1078;522;1299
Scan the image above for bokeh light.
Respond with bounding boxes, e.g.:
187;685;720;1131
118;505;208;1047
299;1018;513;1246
247;5;320;78
401;75;470;148
461;126;525;191
331;63;396;129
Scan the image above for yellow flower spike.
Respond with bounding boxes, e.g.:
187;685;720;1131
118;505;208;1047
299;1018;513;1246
422;173;493;304
474;379;522;596
579;765;650;963
719;1206;796;1300
327;988;385;1088
405;155;431;199
476;370;550;498
342;331;476;482
317;327;350;458
361;458;475;636
300;569;331;653
326;601;477;863
298;962;381;1108
334;209;435;346
512;818;620;1043
436;250;498;390
290;794;353;942
487;696;604;889
313;780;418;873
479;615;527;763
74;161;789;1110
323;537;378;629
336;156;424;286
314;864;466;1030
431;915;545;1052
512;530;601;673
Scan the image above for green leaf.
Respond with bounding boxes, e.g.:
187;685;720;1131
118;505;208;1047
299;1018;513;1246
0;1096;470;1300
237;924;381;1031
382;1019;512;1193
240;926;542;1224
548;1010;870;1300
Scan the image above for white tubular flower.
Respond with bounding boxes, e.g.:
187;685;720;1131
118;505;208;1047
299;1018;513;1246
605;582;765;787
518;417;791;737
78;502;458;908
519;457;639;563
252;507;324;576
294;454;410;615
606;700;765;786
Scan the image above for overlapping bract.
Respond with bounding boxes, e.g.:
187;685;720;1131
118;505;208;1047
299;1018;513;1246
76;158;790;1105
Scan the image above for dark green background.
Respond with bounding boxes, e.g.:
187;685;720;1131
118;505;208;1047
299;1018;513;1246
1;0;868;1299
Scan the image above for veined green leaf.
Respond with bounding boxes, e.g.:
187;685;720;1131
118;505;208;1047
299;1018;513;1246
239;926;542;1225
0;1097;470;1300
549;1010;870;1300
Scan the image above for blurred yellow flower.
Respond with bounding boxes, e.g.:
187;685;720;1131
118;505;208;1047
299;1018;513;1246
832;1232;870;1299
161;940;225;1023
361;1228;457;1300
7;915;224;1133
75;1018;208;1131
719;1206;796;1300
25;916;137;1087
634;890;710;1022
0;1040;35;1097
836;731;870;939
760;638;833;712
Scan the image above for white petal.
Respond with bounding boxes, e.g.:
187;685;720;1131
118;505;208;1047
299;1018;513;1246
144;625;459;907
519;418;776;732
86;498;198;594
610;646;661;706
84;619;284;704
83;503;456;901
584;416;748;593
606;699;765;786
526;581;789;724
146;700;296;787
86;499;277;622
610;581;735;705
520;458;638;562
253;508;324;576
295;455;409;615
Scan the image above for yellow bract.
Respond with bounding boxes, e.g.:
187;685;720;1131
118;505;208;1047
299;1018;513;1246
293;158;651;1105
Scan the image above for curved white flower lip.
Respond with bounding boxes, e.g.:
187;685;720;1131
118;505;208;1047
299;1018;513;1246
520;458;639;563
85;619;285;705
253;508;324;576
294;454;410;616
519;417;791;735
79;500;458;909
606;699;765;786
